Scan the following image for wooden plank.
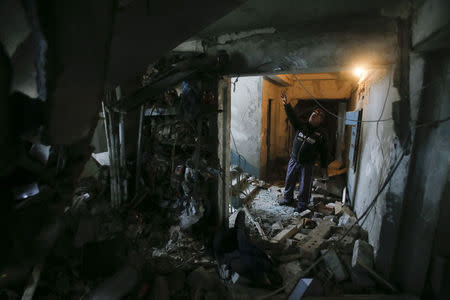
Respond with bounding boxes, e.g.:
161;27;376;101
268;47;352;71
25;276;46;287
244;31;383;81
271;224;300;243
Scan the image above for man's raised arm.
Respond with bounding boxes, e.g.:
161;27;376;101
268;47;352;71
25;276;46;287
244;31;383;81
281;90;303;130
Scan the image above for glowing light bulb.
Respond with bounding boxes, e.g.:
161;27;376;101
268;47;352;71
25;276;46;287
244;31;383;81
353;66;366;78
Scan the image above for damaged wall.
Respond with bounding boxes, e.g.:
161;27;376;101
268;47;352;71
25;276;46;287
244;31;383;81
394;51;450;294
346;67;410;280
230;76;262;177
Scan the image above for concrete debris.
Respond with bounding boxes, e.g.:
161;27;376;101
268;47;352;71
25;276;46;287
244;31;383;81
272;221;284;231
352;239;374;271
321;249;348;282
309;221;333;239
278;260;304;292
338;213;358;227
13;53;388;300
323;215;338;224
299;236;326;260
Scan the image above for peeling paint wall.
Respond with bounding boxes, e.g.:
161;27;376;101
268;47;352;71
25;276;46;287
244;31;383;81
230;76;262;177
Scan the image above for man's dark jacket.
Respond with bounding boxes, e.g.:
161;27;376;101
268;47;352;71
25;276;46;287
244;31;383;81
284;103;327;168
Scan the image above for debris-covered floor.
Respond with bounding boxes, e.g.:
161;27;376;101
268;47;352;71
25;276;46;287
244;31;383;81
1;51;418;300
3;166;409;299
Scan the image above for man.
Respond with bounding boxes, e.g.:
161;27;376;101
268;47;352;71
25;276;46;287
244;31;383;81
279;91;328;212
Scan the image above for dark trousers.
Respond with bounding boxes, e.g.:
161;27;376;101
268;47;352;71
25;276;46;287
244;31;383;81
284;158;313;208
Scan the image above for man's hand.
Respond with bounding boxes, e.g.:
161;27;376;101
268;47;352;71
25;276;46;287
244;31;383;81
281;90;288;105
321;168;328;180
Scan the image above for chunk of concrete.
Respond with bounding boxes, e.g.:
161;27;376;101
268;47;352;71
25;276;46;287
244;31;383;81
340;235;355;254
271;221;283;231
320;249;348;282
299;237;326;260
278;260;303;292
309;221;332;239
323;215;338;224
341;254;375;289
338;214;357;227
352;239;374;270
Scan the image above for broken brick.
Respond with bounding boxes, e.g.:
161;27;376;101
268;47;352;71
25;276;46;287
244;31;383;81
309;221;333;239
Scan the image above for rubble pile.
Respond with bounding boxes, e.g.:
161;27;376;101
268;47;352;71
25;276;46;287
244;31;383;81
227;174;397;298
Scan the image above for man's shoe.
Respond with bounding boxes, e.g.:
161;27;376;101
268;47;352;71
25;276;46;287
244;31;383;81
279;198;294;206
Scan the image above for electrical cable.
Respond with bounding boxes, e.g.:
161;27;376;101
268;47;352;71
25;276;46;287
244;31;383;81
375;70;392;164
293;75;392;123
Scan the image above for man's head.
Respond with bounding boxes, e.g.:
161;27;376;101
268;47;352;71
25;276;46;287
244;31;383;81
308;108;325;127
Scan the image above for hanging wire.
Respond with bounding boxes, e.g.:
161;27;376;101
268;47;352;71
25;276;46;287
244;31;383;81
291;73;449;124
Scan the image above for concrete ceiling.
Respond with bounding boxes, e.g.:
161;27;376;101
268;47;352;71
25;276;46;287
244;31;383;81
197;0;409;38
